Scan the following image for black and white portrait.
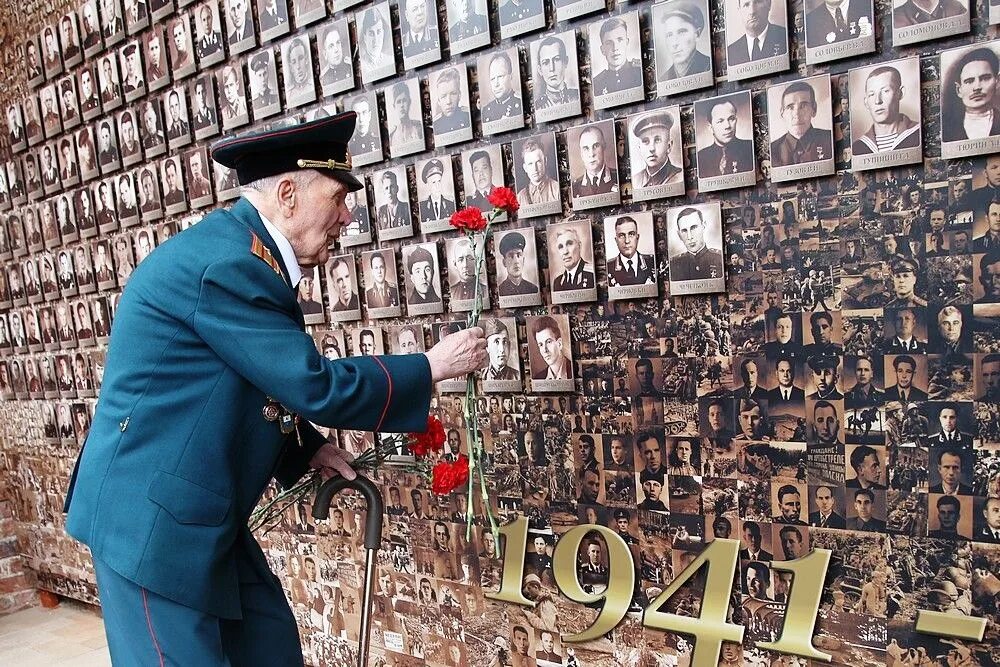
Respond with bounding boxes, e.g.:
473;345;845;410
429;65;473;146
115;171;139;227
478;48;525;135
163;86;192;149
317;20;354;97
653;0;715;96
164;17;195;81
628;107;685;201
60;12;84;68
25;37;44;87
345;91;382;166
137;165;162;219
399;0;442;69
494;227;542;308
358;2;396;85
98;54;123;111
445;235;489;312
77;66;102;123
940;40;1000;159
7;104;27;154
57;77;82;131
530;31;582;123
461;145;507;216
766;74;835;182
512;132;561;217
247;50;280;121
144;29;170;92
22;96;43;147
566;119;621;210
190;75;219;140
257;0;290;41
296;267;325;325
123;0;150;34
340;187;371;247
224;0;256;54
40;85;63;139
116;108;142;167
93;178;118;234
95;119;121;173
385;78;425;158
481;317;521;392
57;138;80;189
526;314;574;392
604;211;658;300
416;157;457;233
361;249;402;318
80;1;103;58
185;147;213;208
848;58;922;171
373;165;413;241
76;125;100;181
547;219;597;304
194;1;225;68
42;24;64;79
587;12;644;108
74;188;98;236
803;0;875;64
389;324;424;356
892;0;969;46
138;99;166;158
724;0;790;80
326;255;361;322
160;155;187;215
401;242;443;316
498;0;544;39
281;36;317;108
666;201;726;295
694;90;757;191
351;326;384;357
447;0;490;54
213;162;240;202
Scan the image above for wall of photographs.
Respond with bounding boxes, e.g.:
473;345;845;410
2;0;1000;663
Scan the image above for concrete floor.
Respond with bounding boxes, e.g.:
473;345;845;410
0;602;111;666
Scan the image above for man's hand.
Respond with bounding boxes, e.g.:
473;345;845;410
425;326;488;382
309;443;357;482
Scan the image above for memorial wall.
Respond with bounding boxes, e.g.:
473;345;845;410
0;0;999;664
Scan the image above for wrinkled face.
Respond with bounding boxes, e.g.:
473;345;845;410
578;128;605;174
489;57;512;100
709;101;737;145
938;310;962;343
410;259;432;295
537;42;566;89
677;211;707;254
487;330;508;368
815;487;835;514
471;157;492;191
615;220;639;256
555;229;581;269
664;16;698;64
600;25;629;69
535;327;563;367
779;492;801;521
814;405;838;442
956;59;997;112
781;89;815;136
939;407;958;432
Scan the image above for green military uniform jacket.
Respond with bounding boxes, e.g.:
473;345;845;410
670;246;725;281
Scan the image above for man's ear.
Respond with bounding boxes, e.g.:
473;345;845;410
275;176;298;216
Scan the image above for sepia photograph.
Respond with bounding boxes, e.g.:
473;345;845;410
447;0;490;54
7;104;26;154
429;65;473;147
167;14;196;80
940;40;1000;159
213;162;240;202
124;0;151;34
803;0;875;64
358;2;397;85
194;1;225;68
76;125;100;181
60;12;83;68
547;219;597;304
724;0;790;80
25;36;44;88
494;227;542;308
766;74;835;182
78;65;101;121
42;24;64;80
281;35;317;108
93;179;118;235
385;78;425;158
361;249;402;318
512;132;561;217
96;119;121;174
526;313;575;392
247;50;280;121
119;42;146;103
294;0;327;27
399;0;442;69
137;165;162;220
80;1;103;58
190;75;219;140
98;54;123;111
461;145;507;218
401;242;444;316
340;187;371;246
604;211;659;300
566;119;621;210
41;85;63;139
296;267;325;325
345;91;382;166
214;64;248;131
164;87;192;149
415;157;457;234
652;0;714;96
667;201;726;295
372;165;413;241
257;0;291;42
499;0;545;38
478;48;525;135
628;107;685;201
58;77;82;132
326;255;361;322
317;20;354;97
892;0;969;46
160;155;187;215
116;109;142;168
185;147;213;208
530;31;583;124
315;328;347;360
102;0;126;46
143;28;170;93
481;317;521;392
445;235;489;312
225;0;257;54
694;90;756;192
115;172;139;227
138;99;166;158
588;12;644;109
848;57;923;171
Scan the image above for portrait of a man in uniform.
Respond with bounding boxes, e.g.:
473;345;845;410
248;51;280;117
549;223;596;292
569;122;619;200
195;2;224;65
513;134;560;211
346;92;381;158
850;60;922;159
168;16;194;75
282;36;316;107
726;0;788;65
374;169;410;233
386;79;424;151
257;0;290;35
225;0;255;49
482;318;520;381
531;32;581;115
606;214;656;287
805;0;874;48
479;50;524;127
430;66;471;137
695;92;755;179
191;77;219;135
447;0;489;47
463;148;502;211
668;204;725;284
893;0;967;28
417;159;455;222
768;76;834;168
319;21;353;93
447;236;485;304
404;244;441;305
495;230;540;299
327;256;359;313
399;0;440;63
629;109;683;189
363;250;400;310
590;14;643;98
528;315;573;381
653;0;713;83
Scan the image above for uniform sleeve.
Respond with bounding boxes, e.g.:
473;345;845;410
272;422;326;490
192;255;432;433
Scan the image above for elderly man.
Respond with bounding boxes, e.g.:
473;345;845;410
483;319;519;381
551;225;595;291
930;305;966;354
571;125;618;196
400;0;437;58
770;81;832;166
63;113;486;665
465;150;500;211
851;64;921;155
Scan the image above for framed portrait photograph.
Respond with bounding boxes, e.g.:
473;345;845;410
137;165;163;219
98;54;124;111
124;0;151;33
95;118;122;174
447;0;490;54
7;162;26;208
60;12;84;68
294;0;327;27
384;78;425;158
566;119;621;210
554;0;605;22
361;248;402;318
325;255;361;322
429;65;473;146
164;86;193;149
628;107;685;201
481;317;521;392
340;187;372;247
352;326;384;357
318;20;354;97
55;194;77;242
724;0;790;81
58;137;81;188
138;99;167;157
74;245;96;294
295;267;325;325
652;0;714;97
93;238;116;289
588;12;644;109
511;132;561;218
892;0;969;46
499;0;545;39
93;178;119;235
80;1;104;58
41;144;61;196
461;145;508;219
247;50;280;121
213;162;240;202
79;64;103;121
666;201;726;295
76;125;101;181
388;324;425;356
185;147;214;208
358;2;397;85
24;152;43;201
57;77;82;131
190;75;220;140
167;15;197;80
282;35;317;108
115;171;140;228
604;211;658;301
40;85;63;139
73;187;98;237
478;48;525;136
40;201;61;249
8;104;27;154
345;91;382;166
803;0;875;64
547;219;597;304
372;165;413;241
151;0;175;21
144;29;171;93
530;31;583;123
225;0;257;54
694;90;756;192
257;0;291;42
940;41;1000;160
315;329;347;361
23;96;43;147
116;108;143;168
401;242;444;316
526;313;575;392
41;25;64;80
766;74;835;183
399;0;442;69
189;3;224;69
848;57;923;171
416;157;457;234
25;36;44;88
494;227;542;309
445;235;489;312
160;155;187;215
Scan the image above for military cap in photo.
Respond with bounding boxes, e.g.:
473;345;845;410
613;508;630;520
210;111;362;190
250;52;270;73
639;469;664;485
421;159;444;183
806;354;838;372
498;230;526;256
890;257;918;274
661;0;705;32
468;149;491;167
122;43;137;57
884;401;903;414
632;110;674;137
406;246;434;272
485;318;508;338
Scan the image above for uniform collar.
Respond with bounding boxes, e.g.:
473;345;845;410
248;200;303;287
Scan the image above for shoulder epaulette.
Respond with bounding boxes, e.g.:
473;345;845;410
250;232;285;281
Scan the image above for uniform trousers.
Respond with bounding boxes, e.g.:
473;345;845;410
93;555;304;666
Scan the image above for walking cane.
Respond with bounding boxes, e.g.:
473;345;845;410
313;475;384;667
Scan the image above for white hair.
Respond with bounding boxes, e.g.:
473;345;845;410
240;169;319;197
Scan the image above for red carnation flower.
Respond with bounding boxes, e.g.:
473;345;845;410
450;207;487;232
431;455;470;495
487;186;519;214
409;415;446;458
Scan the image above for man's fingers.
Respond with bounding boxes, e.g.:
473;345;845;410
327;456;357;480
335;447;356;464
